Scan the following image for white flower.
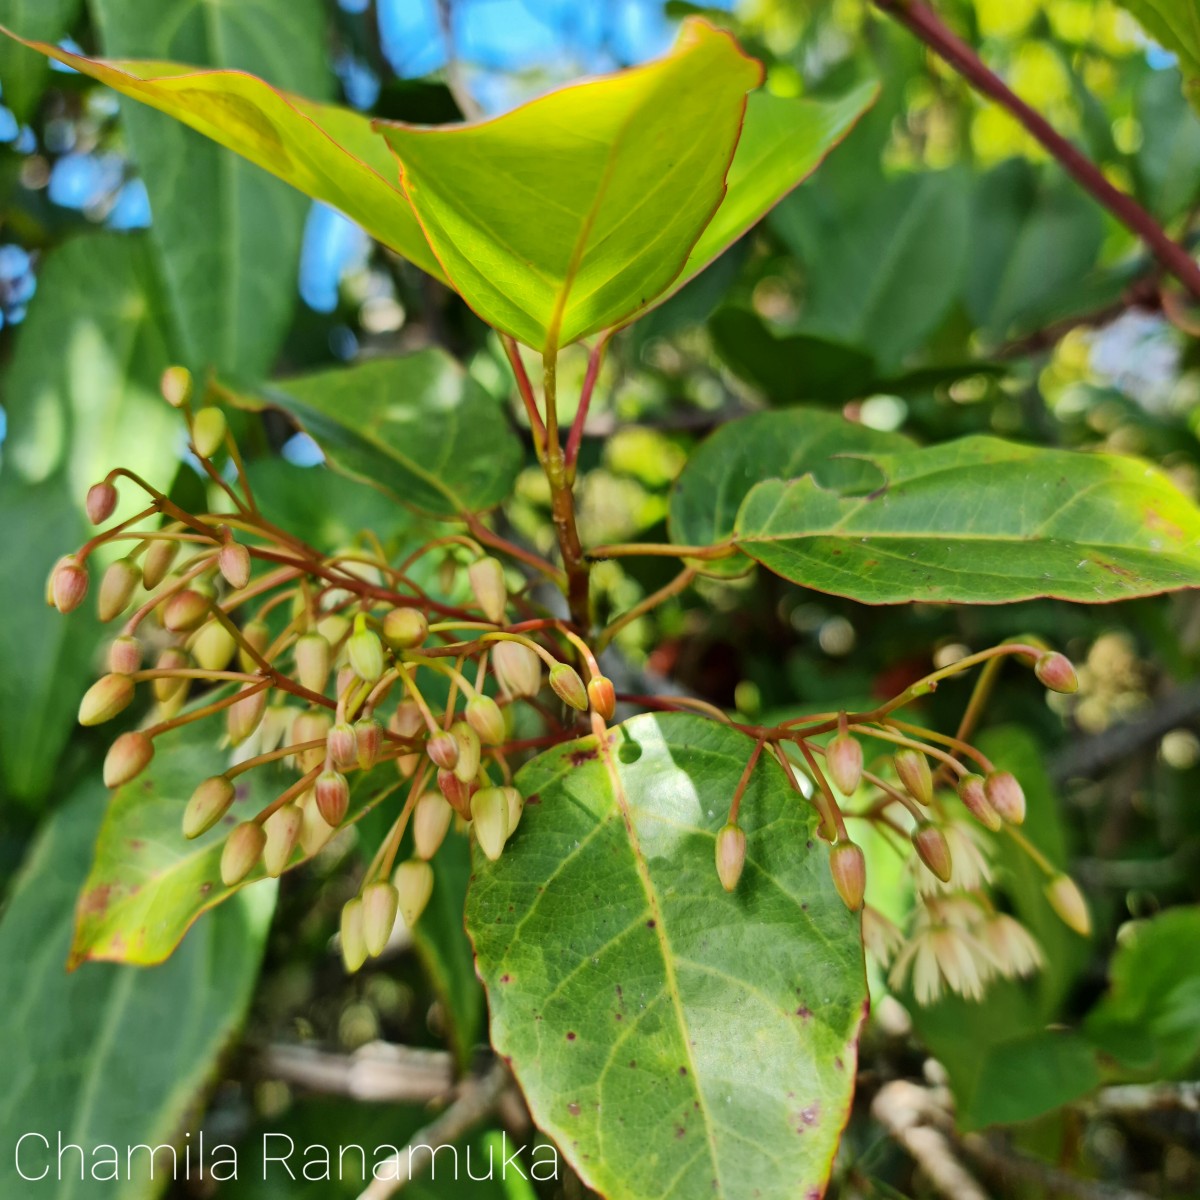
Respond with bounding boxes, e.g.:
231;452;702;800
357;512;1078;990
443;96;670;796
890;922;994;1004
862;905;906;967
981;913;1044;979
910;819;994;895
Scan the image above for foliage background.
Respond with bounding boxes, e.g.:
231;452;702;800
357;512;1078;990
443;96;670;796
2;0;1200;1197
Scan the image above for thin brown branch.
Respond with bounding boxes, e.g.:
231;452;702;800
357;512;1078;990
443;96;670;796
257;1041;454;1105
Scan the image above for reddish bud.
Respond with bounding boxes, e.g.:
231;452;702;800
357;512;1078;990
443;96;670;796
985;771;1026;825
228;685;267;746
394;859;434;927
465;695;506;746
86;481;118;525
50;555;89;614
715;822;747;892
438;768;473;821
829;840;866;912
471;786;510;861
163;588;209;633
362;881;400;957
184;775;236;839
382;606;428;650
220;821;265;886
103;731;154;788
192;619;236;671
328;722;358;770
218;540;252;590
191;406;227;459
315;770;350;827
492;640;540;698
79;674;135;726
389;700;424;778
294;632;331;694
957;773;1002;831
894;749;933;806
348;620;385;683
827;734;863;796
1035;651;1079;694
238;618;270;672
108;635;142;676
97;559;141;623
340;898;368;973
355;718;382;770
141;539;180;591
588;675;617;721
549;663;588;711
1045;873;1091;937
427;731;459;771
912;821;953;883
160;364;192;407
468;556;508;624
451;721;481;783
413;792;454;860
262;803;304;878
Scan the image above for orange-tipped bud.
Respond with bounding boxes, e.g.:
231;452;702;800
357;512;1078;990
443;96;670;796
438;769;473;820
108;635;142;676
340;898;368;973
220;821;264;886
152;648;190;704
292;710;332;773
98;559;141;623
1045;873;1091;937
827;734;863;796
468;556;507;624
1035;652;1079;694
390;700;424;778
141;539;179;590
103;731;154;788
328;722;357;770
501;785;524;836
451;721;481;783
588;676;617;721
382;606;428;650
362;881;400;957
79;674;135;726
262;803;303;878
192;619;236;671
315;770;350;827
394;859;434;927
294;632;331;694
549;663;588;711
348;620;385;683
427;731;459;771
957;773;1002;831
829;840;866;911
715;823;747;892
465;695;506;746
912;821;953;883
191;406;227;459
238;618;270;672
413;792;454;860
492;640;541;698
228;685;267;746
50;555;89;613
354;718;382;770
985;771;1025;824
86;481;118;525
895;749;933;806
163;588;209;633
184;775;237;839
471;786;511;861
160;364;192;407
218;540;252;590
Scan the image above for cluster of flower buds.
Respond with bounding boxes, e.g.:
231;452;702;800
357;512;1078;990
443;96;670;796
49;368;620;974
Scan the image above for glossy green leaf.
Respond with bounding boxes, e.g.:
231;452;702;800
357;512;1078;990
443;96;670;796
735;437;1200;604
668;409;912;576
258;351;523;516
1117;2;1200;110
0;0;80;120
467;713;867;1200
377;19;761;353
1135;66;1200;220
3;31;444;281
0;778;273;1198
71;720;394;966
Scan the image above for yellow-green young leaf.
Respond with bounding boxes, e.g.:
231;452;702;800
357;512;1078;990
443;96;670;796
467;713;867;1200
376;19;762;353
0;29;445;281
734;437;1200;604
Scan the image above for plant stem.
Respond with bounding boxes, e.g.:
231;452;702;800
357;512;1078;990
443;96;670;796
873;0;1200;300
501;336;545;458
596;566;698;651
565;334;609;480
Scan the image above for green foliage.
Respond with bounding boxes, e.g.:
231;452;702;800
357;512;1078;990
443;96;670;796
0;0;80;120
1116;2;1200;110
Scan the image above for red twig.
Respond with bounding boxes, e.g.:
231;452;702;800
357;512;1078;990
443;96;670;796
565;335;609;477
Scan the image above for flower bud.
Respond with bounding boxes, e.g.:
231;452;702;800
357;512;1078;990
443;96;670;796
292;710;332;773
152;648;190;704
262;803;303;877
549;663;588;711
328;722;357;770
163;588;209;633
86;481;118;525
97;559;140;623
294;632;331;694
588;675;616;721
390;700;424;778
957;773;1002;831
826;734;863;796
160;364;192;407
829;840;866;912
437;554;458;595
298;791;335;857
50;555;89;614
912;821;953;883
714;822;747;892
220;821;265;885
465;695;506;746
502;785;524;835
492;640;541;698
141;539;179;590
394;859;434;927
894;749;933;806
427;731;459;771
468;556;508;624
438;769;473;820
355;718;382;770
451;721;481;783
1035;652;1078;694
192;619;237;671
348;620;385;683
79;673;135;726
239;618;270;672
340;898;368;973
1045;873;1091;937
228;685;267;745
984;771;1025;824
382;606;428;650
413;792;454;860
191;406;227;459
315;770;350;827
103;731;154;788
316;612;349;649
471;786;511;861
108;635;142;676
184;775;237;839
362;881;400;957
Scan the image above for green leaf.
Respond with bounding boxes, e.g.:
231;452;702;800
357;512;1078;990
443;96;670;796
376;19;761;353
86;0;332;380
0;0;80;120
1085;906;1200;1079
734;436;1200;604
71;720;393;966
467;713;867;1200
668;409;912;576
3;30;445;281
1135;66;1200;221
1116;1;1200;111
0;778;274;1198
259;351;523;517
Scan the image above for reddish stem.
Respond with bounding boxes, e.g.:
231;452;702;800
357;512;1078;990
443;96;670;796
565;335;609;477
